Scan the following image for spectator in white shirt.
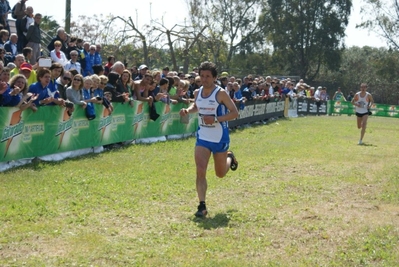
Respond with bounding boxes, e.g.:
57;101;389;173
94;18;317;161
295;78;304;89
64;50;81;74
50;40;68;66
314;86;322;100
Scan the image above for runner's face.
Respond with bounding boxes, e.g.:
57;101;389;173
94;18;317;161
361;85;367;92
199;70;215;88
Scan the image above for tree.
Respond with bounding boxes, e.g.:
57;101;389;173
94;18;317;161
187;0;263;69
359;0;399;49
106;16;152;67
318;46;399;104
151;21;207;73
260;0;351;81
40;16;60;38
70;14;113;45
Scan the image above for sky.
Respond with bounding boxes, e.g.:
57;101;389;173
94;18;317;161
26;0;385;48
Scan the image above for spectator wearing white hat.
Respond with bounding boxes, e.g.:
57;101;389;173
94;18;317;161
134;64;148;81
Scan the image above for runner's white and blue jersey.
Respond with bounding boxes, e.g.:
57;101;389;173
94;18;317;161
196;86;230;143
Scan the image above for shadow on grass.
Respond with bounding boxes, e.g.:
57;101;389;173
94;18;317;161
359;143;376;147
192;209;237;229
5;144;131;172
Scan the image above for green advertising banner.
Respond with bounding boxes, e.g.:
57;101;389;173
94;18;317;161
0;101;197;163
329;101;399;118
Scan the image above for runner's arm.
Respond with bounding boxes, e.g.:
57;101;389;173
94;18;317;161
216;89;238;122
180;89;198;115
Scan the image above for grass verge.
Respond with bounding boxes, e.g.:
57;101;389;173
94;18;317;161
1;116;398;266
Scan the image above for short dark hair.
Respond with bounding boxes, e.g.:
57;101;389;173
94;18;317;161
166;77;174;86
107;56;114;62
93;64;104;75
37;68;51;79
50;62;64;76
160;78;169;86
22;47;32;57
198;61;217;78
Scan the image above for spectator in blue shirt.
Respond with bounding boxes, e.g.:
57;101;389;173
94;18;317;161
28;68;64;107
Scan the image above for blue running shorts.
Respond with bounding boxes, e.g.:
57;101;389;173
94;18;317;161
196;139;229;153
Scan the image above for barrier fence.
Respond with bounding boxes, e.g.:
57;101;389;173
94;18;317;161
0;101;198;163
328;100;399;117
287;98;399;117
1;98;398;168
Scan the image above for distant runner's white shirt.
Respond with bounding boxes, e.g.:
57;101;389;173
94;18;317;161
355;92;370;114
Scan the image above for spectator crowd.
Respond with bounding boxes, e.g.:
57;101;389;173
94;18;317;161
0;0;347;117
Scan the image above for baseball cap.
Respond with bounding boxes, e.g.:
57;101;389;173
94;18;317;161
221;71;229;77
20;62;32;71
138;64;148;71
317;86;322;90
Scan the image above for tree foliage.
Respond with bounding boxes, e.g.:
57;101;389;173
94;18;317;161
151;21;207;73
187;0;263;70
40;16;60;38
70;14;113;45
359;0;399;49
260;0;351;81
319;46;399;104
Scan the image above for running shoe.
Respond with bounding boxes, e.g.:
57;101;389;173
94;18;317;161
195;204;207;218
227;151;238;171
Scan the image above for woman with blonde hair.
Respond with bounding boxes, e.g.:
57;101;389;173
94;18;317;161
66;74;87;108
11;74;38;111
117;69;132;96
50;40;68;66
152;70;161;85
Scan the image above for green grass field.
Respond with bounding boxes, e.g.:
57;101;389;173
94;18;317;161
1;115;398;266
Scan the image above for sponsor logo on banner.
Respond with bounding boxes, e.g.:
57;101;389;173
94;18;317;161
111;115;125;129
132;102;144;134
98;116;112;131
183;113;196;130
56;109;73;149
160;104;171;133
334;101;341;113
238;105;254;119
298;99;308;112
266;102;277;114
276;101;285;111
99;107;112;141
1;109;23;157
388;105;398;117
254;103;267;116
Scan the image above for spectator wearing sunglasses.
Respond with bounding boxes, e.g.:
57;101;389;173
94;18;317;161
55;70;72;100
55;70;74;115
50;40;68;66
